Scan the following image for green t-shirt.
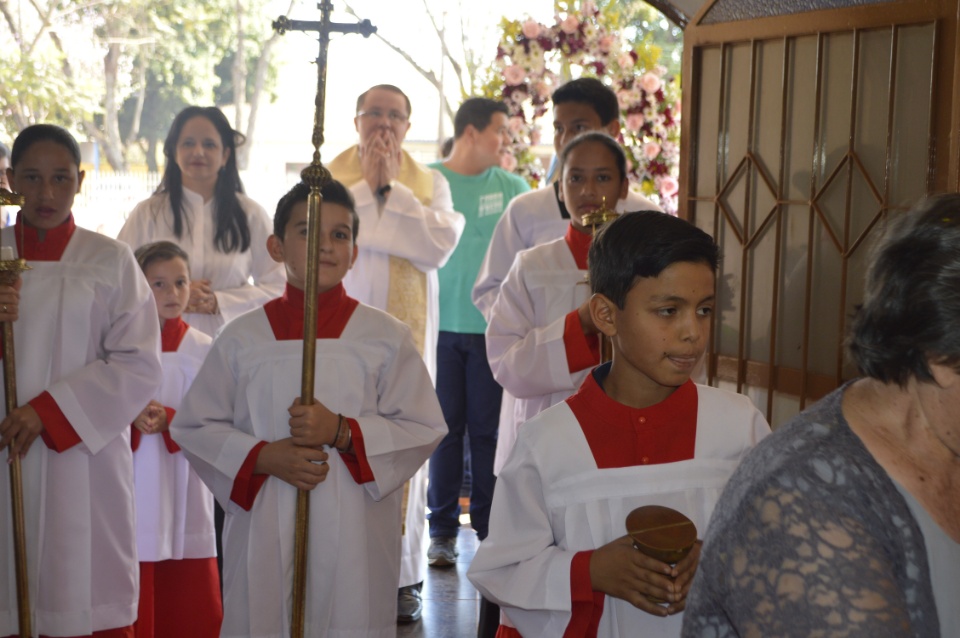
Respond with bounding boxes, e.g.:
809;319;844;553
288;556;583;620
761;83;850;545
429;163;530;333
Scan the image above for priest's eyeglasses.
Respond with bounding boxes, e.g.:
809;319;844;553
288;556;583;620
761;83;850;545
358;109;409;123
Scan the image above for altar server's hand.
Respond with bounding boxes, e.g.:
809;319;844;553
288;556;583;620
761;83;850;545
187;279;217;314
133;400;167;434
589;535;679;617
288;397;338;449
255;437;330;490
665;540;702;614
0;278;22;322
0;404;44;460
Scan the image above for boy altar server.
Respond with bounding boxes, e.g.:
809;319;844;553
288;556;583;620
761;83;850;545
0;124;162;637
171;180;447;637
469;211;770;637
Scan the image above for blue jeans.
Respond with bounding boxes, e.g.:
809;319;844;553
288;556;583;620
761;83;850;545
428;331;501;541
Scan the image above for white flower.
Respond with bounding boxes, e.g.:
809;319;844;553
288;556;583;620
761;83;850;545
582;0;598;14
508;116;525;134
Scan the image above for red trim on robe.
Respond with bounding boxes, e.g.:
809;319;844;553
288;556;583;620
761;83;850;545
495;628;522;638
566;373;698;470
161;425;180;453
231;440;269;510
263;283;358;342
564;550;603;638
32;391;81;452
14;212;77;261
338;418;373;484
136;557;222;638
130;428;142;452
160;317;190;352
563;310;600;373
564;223;592;270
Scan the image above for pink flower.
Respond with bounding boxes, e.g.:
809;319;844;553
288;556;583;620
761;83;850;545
640;72;662;94
598;35;615;54
618;53;634;69
503;65;526;86
626;112;645;133
530;128;541;146
582;0;598;14
534;81;551;100
508;116;525;134
643;141;661;160
659;175;679;198
560;15;580;34
521;20;541;39
500;152;518;172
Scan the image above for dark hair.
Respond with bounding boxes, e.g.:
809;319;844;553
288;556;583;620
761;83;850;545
355;84;412;117
135;240;191;274
273;179;359;241
10;124;82;169
589;211;719;309
552;77;620;125
158;106;250;254
847;194;960;385
453;98;509;139
559;131;628;183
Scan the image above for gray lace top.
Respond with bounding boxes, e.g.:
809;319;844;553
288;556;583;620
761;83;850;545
681;384;942;637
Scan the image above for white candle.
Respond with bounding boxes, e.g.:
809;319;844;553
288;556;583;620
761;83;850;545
0;246;13;261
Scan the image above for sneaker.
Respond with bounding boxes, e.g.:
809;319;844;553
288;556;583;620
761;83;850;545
397;584;422;623
427;536;458;567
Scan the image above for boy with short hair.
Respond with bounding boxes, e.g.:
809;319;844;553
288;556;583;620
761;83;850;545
468;212;770;638
171;180;447;636
471;77;660;322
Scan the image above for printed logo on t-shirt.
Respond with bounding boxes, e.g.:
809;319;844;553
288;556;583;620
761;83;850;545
478;192;504;218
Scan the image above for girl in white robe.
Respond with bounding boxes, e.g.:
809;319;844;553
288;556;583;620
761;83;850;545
0;124;162;637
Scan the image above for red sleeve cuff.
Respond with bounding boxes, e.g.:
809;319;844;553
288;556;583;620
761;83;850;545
339;418;374;484
31;391;81;452
130;426;142;451
161;408;180;453
563;550;605;638
563;311;600;373
230;441;269;510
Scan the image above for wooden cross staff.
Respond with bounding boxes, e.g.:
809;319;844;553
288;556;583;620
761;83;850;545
0;187;32;638
271;3;375;636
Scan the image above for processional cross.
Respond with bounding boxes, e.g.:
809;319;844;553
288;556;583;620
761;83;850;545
271;3;375;636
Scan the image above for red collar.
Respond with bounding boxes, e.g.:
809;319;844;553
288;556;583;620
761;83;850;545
160;317;190;352
566;365;698;469
264;283;359;341
564;223;592;270
14;213;77;261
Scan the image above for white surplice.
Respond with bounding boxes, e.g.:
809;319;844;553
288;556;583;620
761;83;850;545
472;185;658;322
467;384;770;638
486;237;589;474
118;189;286;336
333;155;464;588
0;226;162;637
134;325;215;562
170;303;446;638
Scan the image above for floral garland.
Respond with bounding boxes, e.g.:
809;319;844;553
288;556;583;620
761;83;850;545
486;1;681;212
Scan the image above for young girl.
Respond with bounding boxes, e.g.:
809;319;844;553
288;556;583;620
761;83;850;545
0;124;162;638
485;131;634;472
131;241;220;638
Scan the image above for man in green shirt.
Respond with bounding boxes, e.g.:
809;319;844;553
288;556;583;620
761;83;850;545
426;99;529;572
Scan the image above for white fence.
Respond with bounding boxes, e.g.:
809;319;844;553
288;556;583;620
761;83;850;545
73;171;161;238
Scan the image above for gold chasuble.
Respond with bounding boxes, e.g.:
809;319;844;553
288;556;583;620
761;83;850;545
328;146;436;533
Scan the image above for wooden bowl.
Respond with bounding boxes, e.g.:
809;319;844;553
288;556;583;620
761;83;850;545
626;505;697;565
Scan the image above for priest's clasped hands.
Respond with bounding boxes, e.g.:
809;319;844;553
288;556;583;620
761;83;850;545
360;128;401;194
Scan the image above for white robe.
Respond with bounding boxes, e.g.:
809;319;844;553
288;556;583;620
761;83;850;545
0;227;162;636
334;162;464;588
170;303;446;638
467;385;770;638
134;325;216;562
486;237;589;474
472;186;658;322
118;188;286;337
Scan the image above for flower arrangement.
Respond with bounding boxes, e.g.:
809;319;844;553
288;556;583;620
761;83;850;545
485;0;681;212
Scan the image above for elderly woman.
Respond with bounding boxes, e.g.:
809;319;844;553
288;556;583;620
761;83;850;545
682;194;960;637
119;105;284;337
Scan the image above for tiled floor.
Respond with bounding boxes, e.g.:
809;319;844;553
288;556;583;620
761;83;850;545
397;525;481;638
